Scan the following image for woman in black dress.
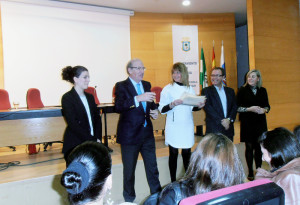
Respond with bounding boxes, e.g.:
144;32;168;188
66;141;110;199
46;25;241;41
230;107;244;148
61;66;102;161
237;69;270;180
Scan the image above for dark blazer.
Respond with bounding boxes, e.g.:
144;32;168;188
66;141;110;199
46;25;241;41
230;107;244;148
201;85;237;139
61;87;102;154
237;85;270;142
115;78;157;145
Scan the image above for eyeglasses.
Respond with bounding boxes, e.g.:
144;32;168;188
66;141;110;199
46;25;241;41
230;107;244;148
211;74;223;77
131;67;146;71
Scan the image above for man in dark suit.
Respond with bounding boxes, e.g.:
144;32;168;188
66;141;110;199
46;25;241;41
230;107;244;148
201;67;237;141
114;59;161;202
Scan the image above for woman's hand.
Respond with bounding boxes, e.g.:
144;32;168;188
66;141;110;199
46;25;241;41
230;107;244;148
169;99;183;109
248;106;265;114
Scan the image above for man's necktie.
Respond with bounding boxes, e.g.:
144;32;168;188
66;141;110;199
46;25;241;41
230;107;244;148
136;83;147;127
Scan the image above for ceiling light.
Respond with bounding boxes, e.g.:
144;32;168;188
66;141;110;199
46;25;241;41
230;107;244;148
182;0;191;6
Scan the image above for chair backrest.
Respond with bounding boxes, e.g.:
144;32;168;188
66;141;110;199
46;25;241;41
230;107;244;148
0;89;11;110
84;87;100;105
151;86;162;103
112;85;116;103
179;179;284;205
26;88;44;109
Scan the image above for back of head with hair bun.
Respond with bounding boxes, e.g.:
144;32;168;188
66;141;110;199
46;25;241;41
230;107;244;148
62;66;75;84
61;141;112;205
61;171;83;194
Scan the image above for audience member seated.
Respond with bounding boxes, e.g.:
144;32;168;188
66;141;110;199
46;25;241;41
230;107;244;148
61;141;112;205
256;127;300;205
147;133;245;205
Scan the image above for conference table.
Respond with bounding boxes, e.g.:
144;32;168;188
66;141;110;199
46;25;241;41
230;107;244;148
0;104;205;148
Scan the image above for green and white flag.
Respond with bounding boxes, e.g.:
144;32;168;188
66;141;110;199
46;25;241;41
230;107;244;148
200;47;207;89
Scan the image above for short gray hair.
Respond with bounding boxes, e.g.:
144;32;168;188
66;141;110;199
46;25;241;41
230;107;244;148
126;58;142;74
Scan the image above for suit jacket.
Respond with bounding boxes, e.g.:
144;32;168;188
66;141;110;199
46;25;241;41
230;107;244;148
115;78;157;145
61;87;102;154
201;85;237;138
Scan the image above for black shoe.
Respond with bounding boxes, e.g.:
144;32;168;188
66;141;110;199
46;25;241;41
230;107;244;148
247;173;254;181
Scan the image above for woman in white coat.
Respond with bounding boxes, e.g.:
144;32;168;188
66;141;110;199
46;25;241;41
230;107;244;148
158;62;205;182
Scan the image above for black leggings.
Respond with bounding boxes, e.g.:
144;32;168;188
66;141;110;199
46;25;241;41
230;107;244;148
168;145;191;182
245;142;262;176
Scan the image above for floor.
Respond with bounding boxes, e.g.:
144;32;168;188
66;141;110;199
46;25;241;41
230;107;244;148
0;123;270;204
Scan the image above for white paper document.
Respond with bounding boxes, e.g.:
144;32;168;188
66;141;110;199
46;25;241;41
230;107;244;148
180;92;206;106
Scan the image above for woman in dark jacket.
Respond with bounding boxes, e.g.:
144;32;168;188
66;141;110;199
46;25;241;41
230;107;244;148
157;133;245;205
61;66;102;161
237;69;270;180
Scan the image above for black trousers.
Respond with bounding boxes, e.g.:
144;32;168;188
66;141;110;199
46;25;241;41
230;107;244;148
121;128;161;202
245;142;262;176
169;145;191;182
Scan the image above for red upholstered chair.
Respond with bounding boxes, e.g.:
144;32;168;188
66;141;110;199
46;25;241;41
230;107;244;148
151;86;162;103
112;85;116;102
85;87;100;105
179;179;284;205
0;89;16;151
26;88;44;109
0;89;11;110
26;88;62;151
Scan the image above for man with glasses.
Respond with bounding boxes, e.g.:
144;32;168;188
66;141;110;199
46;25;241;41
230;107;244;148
201;67;237;141
114;58;161;202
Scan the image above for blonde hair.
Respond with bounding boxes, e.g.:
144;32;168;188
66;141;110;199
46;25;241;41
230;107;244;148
183;133;245;195
171;62;190;86
243;69;263;88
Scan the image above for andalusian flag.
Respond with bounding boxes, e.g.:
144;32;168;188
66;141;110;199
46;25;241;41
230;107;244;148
200;46;207;89
212;41;216;69
220;40;227;86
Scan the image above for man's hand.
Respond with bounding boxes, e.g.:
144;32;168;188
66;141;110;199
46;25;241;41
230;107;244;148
221;118;230;130
136;92;156;102
150;109;158;120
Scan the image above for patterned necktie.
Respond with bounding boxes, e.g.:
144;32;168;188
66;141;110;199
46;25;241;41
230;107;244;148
136;83;147;127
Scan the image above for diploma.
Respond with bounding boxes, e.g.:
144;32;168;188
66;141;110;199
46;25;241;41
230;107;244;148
180;92;206;106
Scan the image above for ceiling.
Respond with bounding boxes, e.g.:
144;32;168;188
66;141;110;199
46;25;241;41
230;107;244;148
55;0;247;27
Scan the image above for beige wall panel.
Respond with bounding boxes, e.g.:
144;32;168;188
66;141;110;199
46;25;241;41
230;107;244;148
267;103;300;130
254;37;300;61
253;14;299;40
264;82;300;104
0;8;3;89
256;59;300;82
153;32;173;50
247;0;255;69
131;50;173;67
130;32;154;50
252;0;299;18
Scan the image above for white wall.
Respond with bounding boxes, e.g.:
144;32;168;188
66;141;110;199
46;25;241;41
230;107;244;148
1;1;131;107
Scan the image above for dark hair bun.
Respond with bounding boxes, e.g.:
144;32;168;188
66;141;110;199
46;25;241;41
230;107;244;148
61;171;82;193
62;66;74;83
